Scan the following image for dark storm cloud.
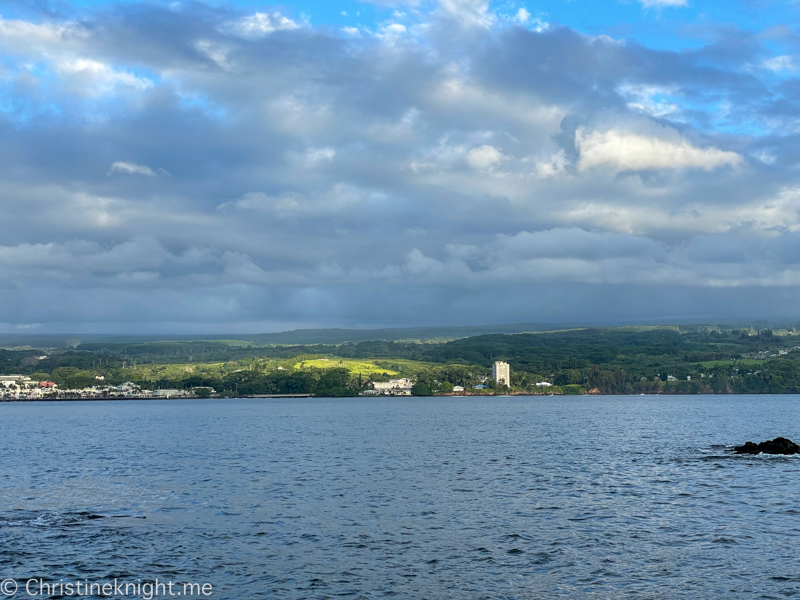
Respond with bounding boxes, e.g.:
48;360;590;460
1;0;800;331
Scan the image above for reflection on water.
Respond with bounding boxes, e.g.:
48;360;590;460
2;396;800;598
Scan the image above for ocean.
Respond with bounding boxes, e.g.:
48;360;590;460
2;395;800;599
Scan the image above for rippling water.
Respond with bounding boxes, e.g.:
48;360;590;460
3;396;800;598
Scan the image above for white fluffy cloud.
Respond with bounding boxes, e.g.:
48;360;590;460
515;8;531;24
576;127;743;172
466;145;506;170
221;12;300;39
55;59;153;96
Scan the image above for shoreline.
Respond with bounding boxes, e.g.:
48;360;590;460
3;390;800;402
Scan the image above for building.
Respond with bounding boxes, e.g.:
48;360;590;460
0;375;31;386
492;361;510;386
152;389;191;398
373;378;414;395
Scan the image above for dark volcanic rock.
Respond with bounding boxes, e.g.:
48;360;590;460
734;437;800;455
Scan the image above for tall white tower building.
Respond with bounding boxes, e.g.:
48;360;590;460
493;361;510;386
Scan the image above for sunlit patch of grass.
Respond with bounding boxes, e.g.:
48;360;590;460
295;358;399;376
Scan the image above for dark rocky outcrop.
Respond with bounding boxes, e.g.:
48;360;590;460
734;437;800;455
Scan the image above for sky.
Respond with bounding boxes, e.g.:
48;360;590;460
2;0;800;332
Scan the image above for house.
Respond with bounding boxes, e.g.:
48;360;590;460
535;382;553;387
473;384;487;390
452;385;464;392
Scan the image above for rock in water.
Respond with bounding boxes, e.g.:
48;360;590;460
734;437;800;455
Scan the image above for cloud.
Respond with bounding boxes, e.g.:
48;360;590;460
221;12;300;39
288;147;336;167
638;0;687;7
108;162;157;176
466;145;506;170
363;226;800;289
0;0;796;330
576;127;743;172
762;55;796;73
438;0;494;28
218;184;381;218
0;17;85;54
55;58;153;96
533;150;568;178
376;22;409;42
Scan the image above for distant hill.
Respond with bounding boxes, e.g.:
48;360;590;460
1;319;798;350
0;323;564;349
238;324;559;344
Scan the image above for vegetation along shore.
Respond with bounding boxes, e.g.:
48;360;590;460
2;325;800;398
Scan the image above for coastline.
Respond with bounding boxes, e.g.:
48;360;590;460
4;390;800;402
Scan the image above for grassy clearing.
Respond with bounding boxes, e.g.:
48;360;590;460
295;358;399;376
371;358;450;375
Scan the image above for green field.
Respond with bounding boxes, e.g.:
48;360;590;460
294;358;399;376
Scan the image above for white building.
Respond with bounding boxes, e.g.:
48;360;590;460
492;361;510;386
152;389;191;398
373;378;413;395
0;375;31;386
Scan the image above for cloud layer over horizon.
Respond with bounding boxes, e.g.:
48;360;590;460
2;0;800;332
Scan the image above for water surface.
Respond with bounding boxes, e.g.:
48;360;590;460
2;395;800;599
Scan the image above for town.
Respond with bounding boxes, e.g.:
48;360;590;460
0;375;210;400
